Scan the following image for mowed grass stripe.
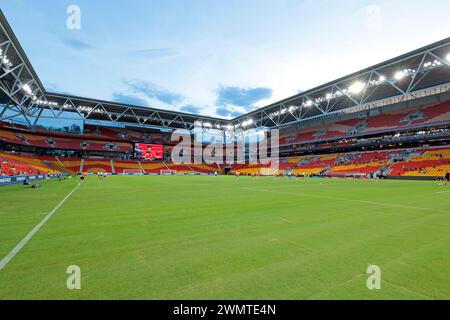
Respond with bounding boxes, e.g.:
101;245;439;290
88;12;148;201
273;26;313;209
0;182;81;271
0;179;80;259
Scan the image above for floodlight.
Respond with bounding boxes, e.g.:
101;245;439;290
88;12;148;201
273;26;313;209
22;84;32;94
394;71;405;80
348;81;365;94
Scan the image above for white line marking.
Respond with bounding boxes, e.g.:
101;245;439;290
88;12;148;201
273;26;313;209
241;187;450;214
435;190;450;194
0;183;81;271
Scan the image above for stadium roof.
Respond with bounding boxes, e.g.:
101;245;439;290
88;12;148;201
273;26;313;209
1;9;450;131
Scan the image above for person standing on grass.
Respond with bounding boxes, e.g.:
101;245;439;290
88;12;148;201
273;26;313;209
445;172;450;185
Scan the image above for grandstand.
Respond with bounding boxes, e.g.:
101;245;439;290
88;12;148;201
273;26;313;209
1;61;447;180
1;7;450;300
279;101;450;146
1;4;449;181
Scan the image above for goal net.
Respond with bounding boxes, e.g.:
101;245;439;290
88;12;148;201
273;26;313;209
160;169;177;176
330;172;367;179
122;169;144;175
260;168;279;176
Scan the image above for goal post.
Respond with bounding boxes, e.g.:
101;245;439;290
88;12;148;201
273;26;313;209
329;172;368;179
122;169;144;175
160;169;177;176
260;168;279;176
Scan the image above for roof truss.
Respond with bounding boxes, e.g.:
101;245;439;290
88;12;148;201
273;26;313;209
0;9;449;132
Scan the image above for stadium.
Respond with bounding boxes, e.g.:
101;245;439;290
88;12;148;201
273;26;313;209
1;4;450;302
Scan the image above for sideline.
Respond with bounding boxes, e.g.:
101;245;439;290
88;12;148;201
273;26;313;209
0;182;81;271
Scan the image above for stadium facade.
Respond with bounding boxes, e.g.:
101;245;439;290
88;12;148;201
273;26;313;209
1;9;450;182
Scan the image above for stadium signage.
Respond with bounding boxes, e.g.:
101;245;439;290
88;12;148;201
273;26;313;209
0;177;12;184
0;174;65;186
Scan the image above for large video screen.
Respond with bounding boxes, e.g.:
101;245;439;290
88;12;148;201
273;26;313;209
135;143;164;160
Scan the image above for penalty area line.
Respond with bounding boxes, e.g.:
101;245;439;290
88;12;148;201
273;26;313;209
0;182;81;271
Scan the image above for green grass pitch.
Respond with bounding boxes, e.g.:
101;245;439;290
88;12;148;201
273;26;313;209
1;175;450;299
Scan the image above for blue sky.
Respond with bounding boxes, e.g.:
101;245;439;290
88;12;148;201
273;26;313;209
2;0;450;118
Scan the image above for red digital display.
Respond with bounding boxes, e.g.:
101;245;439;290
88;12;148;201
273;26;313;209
135;143;164;160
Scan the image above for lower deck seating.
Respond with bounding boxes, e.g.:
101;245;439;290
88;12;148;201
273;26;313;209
60;159;82;173
2;146;450;178
114;160;143;174
0;153;59;176
388;147;450;177
140;161;167;174
83;159;113;173
232;146;450;178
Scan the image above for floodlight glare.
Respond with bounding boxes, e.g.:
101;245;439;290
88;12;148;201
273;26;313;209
22;84;32;94
348;82;365;94
446;53;450;62
394;71;405;80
